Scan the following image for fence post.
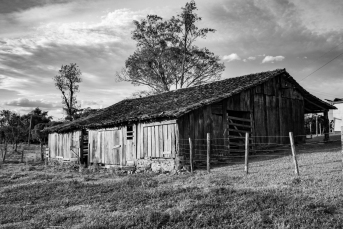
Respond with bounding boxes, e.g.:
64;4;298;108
189;137;193;173
289;132;299;176
207;133;210;173
341;126;343;173
245;132;249;174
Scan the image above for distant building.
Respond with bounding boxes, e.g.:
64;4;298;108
325;98;343;132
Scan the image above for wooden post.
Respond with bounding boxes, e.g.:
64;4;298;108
289;132;299;176
245;132;249;174
316;114;318;137
309;122;312;138
189;137;193;173
341;126;343;173
324;110;329;142
207;133;210;173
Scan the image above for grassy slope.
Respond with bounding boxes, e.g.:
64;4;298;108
0;139;342;229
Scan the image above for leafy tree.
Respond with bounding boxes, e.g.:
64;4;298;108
116;1;225;94
53;63;82;121
31;123;49;161
22;107;52;145
0;110;27;161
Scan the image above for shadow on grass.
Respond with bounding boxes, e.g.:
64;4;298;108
0;174;342;229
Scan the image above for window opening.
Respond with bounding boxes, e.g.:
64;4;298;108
127;125;133;140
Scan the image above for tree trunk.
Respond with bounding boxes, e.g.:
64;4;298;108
21;148;24;163
15;142;18;152
2;142;8;162
40;142;44;162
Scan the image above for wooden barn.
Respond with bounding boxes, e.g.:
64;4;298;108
45;69;335;169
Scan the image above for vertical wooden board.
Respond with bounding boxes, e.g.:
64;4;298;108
170;124;176;158
108;130;115;165
102;131;105;164
114;130;120;164
175;123;179;156
122;127;126;166
147;127;151;157
98;131;102;163
227;96;233;110
162;124;168;156
61;135;65;158
104;131;109;164
266;95;278;144
109;131;114;164
176;118;183;156
158;125;163;157
102;131;106;164
151;126;155;158
254;94;266;144
155;126;160;158
140;124;144;159
57;134;60;157
96;131;101;163
56;134;59;157
89;131;93;162
135;124;140;160
193;109;199;158
263;94;269;144
279;98;293;144
240;90;250;111
91;131;97;163
274;76;281;144
66;134;69;159
133;124;137;160
143;127;148;158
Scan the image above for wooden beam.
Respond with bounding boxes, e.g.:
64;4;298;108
227;128;251;134
143;120;177;128
228;122;253;129
304;97;326;111
227;116;251;122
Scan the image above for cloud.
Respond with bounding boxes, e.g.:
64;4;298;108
262;56;285;63
4;98;60;108
247;56;256;60
223;53;241;62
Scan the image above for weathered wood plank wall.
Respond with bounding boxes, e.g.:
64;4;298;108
140;122;178;159
177;74;305;161
88;128;124;165
48;131;81;159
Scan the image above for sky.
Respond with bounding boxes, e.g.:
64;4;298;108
0;0;343;120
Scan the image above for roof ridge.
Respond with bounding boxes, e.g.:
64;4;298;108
122;68;286;102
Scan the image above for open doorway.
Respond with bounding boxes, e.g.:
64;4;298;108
80;129;89;166
226;110;253;154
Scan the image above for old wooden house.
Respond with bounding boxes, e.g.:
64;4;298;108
45;69;335;169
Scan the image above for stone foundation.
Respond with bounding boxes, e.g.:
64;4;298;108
136;158;176;172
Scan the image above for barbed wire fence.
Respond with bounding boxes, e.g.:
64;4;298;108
178;130;342;176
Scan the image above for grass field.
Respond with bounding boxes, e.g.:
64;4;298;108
0;138;342;229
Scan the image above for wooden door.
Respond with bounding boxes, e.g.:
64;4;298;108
125;126;135;165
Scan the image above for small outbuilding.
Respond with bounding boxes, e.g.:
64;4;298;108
45;69;335;170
